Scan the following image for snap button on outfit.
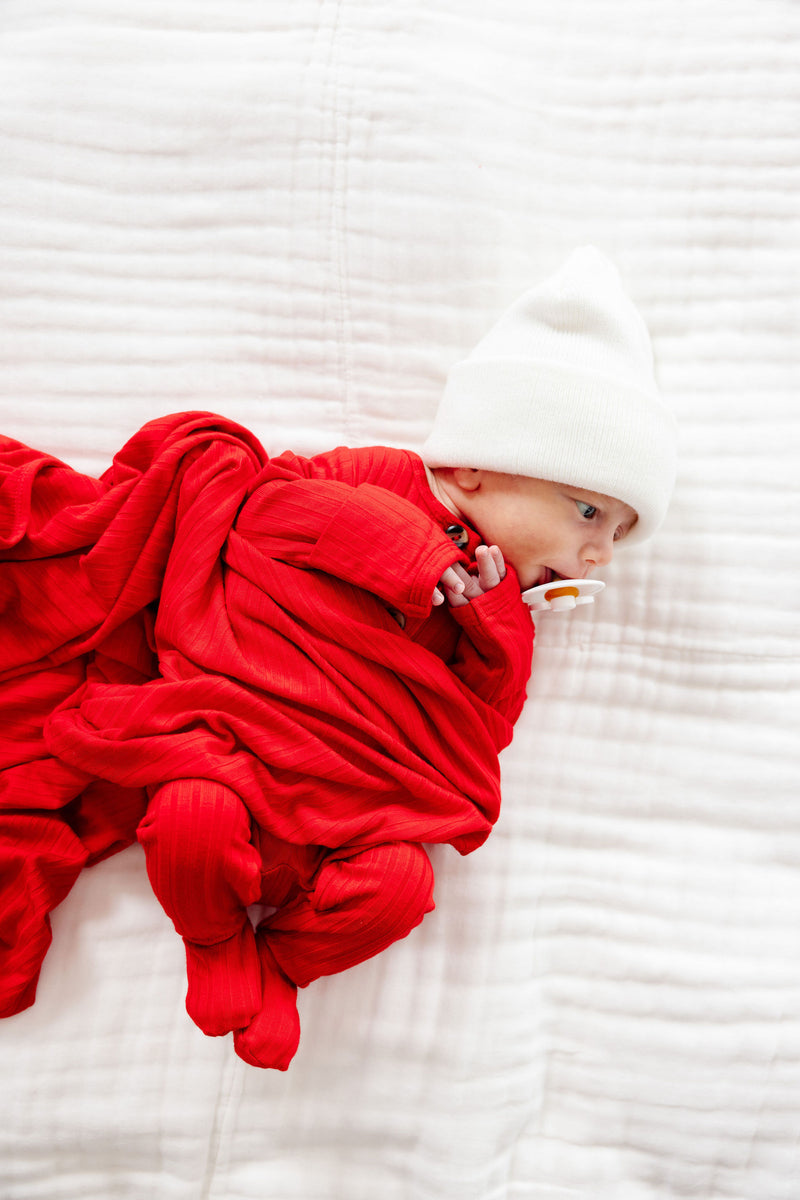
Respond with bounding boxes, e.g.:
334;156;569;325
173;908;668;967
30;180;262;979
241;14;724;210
444;524;469;550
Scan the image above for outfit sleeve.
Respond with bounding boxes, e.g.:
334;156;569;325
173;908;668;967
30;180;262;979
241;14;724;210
237;456;465;620
447;568;535;727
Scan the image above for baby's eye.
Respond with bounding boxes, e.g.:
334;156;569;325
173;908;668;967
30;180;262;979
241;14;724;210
575;501;597;520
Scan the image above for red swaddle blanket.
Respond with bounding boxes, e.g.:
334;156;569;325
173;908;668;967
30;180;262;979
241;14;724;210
1;412;533;1064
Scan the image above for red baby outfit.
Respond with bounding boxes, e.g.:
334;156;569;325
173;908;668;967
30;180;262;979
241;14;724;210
0;413;534;1067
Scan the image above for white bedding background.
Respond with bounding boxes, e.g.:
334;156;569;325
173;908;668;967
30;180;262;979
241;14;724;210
1;2;799;1197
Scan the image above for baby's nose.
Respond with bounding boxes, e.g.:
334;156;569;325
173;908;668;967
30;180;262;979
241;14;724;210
584;535;614;569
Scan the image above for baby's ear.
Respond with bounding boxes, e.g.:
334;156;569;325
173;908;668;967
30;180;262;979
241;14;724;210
452;467;483;492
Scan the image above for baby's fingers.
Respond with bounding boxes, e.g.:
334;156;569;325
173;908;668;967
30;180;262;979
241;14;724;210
490;545;506;579
433;566;466;606
475;544;505;591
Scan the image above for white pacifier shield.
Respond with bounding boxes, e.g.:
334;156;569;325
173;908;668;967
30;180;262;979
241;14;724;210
520;578;605;612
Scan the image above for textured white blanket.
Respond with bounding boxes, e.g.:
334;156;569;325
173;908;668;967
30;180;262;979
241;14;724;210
2;2;799;1197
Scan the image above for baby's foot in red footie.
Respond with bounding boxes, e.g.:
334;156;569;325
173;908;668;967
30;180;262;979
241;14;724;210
233;936;300;1071
184;923;262;1037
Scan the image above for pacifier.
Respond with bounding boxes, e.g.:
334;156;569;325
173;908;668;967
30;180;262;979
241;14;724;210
520;578;605;613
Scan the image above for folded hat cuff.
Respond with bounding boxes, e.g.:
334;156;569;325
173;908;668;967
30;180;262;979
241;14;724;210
420;359;678;544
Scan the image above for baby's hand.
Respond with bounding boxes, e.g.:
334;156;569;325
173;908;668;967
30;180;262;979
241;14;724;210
432;545;506;608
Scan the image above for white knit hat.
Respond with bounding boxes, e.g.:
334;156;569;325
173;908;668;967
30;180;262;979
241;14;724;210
420;247;677;543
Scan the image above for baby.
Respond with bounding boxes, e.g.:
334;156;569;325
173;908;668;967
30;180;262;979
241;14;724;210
0;247;676;1069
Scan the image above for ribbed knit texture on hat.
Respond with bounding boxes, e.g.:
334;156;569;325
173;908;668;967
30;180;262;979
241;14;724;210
420;247;677;543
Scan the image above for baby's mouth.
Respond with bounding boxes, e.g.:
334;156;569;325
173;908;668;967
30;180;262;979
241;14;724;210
540;568;563;585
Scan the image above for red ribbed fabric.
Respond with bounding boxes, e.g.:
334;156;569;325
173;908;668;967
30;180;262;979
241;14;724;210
265;841;435;987
0;413;534;1067
0;813;87;1016
139;779;264;1036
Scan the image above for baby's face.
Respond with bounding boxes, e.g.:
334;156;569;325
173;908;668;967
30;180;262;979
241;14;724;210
435;469;637;591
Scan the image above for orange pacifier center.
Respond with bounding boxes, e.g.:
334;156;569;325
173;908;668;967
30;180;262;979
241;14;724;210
543;585;580;602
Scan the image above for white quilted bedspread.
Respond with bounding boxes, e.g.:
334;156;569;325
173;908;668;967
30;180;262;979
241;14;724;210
1;2;799;1198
